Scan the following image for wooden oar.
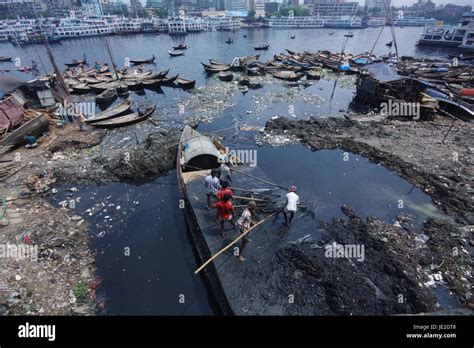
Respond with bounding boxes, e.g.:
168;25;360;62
195;211;278;274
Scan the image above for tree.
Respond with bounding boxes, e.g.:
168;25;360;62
246;9;256;21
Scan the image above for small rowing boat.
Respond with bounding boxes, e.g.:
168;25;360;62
86;98;132;124
129;54;156;65
91;104;156;128
177;78;196;89
218;71;234;82
168;50;185;57
95;88;117;103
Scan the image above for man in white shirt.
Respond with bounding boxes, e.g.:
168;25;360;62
219;162;232;184
283;185;299;226
204;169;220;209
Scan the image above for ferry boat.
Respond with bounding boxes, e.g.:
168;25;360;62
319;16;363;29
367;17;386;27
392;17;437;27
264;16;324;28
417;12;474;48
56;14;112;38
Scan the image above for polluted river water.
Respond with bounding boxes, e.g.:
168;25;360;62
49;143;450;314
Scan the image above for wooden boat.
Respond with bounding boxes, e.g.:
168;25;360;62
99;64;109;73
116;82;129;94
254;44;270;50
129;54;156;65
204;65;231;74
95;88;117;103
71;83;91;94
168;50;185;57
0;115;49;146
218;72;233;82
159;74;178;85
177;78;196;89
91;105;156;128
124;80;142;89
225;38;233;44
271;71;305;81
209;59;228;66
290;35;296;39
286;49;296;55
82;76;101;84
239;76;250;86
173;43;187;50
90;82;113;93
0;56;12;62
306;71;321;80
65;56;87;67
157;68;170;79
85;98;132;124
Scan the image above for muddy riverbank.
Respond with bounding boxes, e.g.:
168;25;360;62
0;122;180;315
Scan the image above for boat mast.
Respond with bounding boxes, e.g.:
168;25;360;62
44;38;70;102
98;0;120;81
384;0;401;69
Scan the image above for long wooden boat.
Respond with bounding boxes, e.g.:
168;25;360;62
0;56;12;62
158;74;179;85
176;126;302;315
204;65;231;74
129;55;156;65
85;98;132;124
95;88;117;104
177;78;196;89
71;83;91;94
91;104;156;128
271;71;305;81
173;43;187;50
0;115;50;146
157;68;170;79
306;71;321;80
218;71;233;82
65;57;87;67
254;44;270;50
168;50;185;57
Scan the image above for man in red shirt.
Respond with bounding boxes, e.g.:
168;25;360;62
213;193;236;236
216;180;233;201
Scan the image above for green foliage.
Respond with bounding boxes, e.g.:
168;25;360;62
73;282;88;302
152;8;168;19
280;6;310;17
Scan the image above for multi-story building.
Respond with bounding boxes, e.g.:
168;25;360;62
305;0;358;17
130;0;143;15
0;0;47;18
364;0;391;13
225;0;249;12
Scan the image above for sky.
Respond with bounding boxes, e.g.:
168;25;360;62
356;0;473;6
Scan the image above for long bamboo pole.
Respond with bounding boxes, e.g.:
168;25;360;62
230;167;287;190
233;195;268;202
195;211;278;274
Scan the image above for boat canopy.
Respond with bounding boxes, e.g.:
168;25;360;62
180;126;220;170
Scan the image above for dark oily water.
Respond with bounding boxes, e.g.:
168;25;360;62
49;171;213;315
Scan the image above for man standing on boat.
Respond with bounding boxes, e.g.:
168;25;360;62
204;169;220;210
236;200;257;262
216;180;233;201
213;193;236;236
282;186;299;226
219;160;232;184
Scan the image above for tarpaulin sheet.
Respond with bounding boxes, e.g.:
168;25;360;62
365;63;403;83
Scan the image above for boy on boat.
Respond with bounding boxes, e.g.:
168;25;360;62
219;161;232;184
282;185;299;226
213;193;235;236
216;180;233;201
204;169;220;209
236;200;257;262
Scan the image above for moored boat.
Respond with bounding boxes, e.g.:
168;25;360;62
85;98;132;124
271;71;305;81
129;54;156;65
177;78;196;89
254;43;270;50
173;43;187;50
306;71;321;80
168;50;185;57
218;72;234;82
95;88;117;104
0;115;50;146
91;104;156;128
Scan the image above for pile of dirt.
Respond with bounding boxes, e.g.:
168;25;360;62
264;206;471;315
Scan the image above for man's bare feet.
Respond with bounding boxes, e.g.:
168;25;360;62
238;255;245;262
